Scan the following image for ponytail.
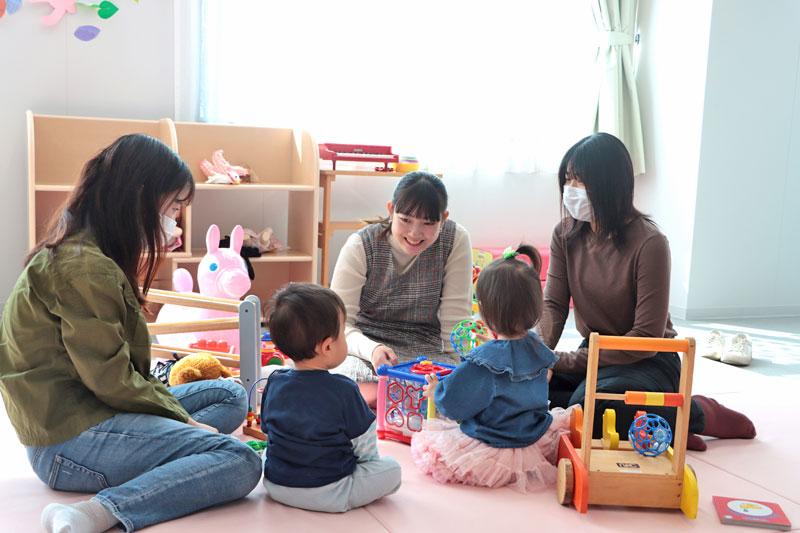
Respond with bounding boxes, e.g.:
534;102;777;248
477;243;544;336
508;244;542;278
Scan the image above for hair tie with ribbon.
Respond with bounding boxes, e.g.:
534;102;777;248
502;246;518;260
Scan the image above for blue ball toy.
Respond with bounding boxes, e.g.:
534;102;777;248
628;413;672;457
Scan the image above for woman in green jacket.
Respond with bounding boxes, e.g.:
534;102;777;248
0;134;261;532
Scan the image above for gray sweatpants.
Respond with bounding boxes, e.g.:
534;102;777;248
263;421;402;513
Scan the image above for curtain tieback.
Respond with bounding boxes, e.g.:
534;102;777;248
597;31;634;47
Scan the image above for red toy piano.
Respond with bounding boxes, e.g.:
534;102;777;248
318;143;399;170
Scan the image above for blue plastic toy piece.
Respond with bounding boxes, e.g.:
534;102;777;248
376;357;456;431
628;413;672;457
376;356;456;384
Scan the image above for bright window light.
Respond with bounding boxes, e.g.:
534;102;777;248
198;1;597;175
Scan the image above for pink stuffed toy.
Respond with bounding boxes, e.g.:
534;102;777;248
199;150;250;184
156;224;251;353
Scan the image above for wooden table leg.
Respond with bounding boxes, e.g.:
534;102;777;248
319;173;334;286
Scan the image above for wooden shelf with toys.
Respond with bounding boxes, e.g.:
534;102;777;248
27;112;320;304
169;120;318;303
176;248;314;264
170;247;315;302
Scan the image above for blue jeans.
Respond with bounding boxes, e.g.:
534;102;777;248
26;379;262;532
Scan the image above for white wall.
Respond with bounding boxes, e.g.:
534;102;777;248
635;0;714;317
4;1;799;320
0;1;176;304
327;0;800;319
687;0;800;319
637;0;800;320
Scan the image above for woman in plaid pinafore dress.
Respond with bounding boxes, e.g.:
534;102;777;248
330;172;473;404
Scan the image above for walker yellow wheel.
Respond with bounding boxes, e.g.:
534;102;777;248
681;463;699;519
557;458;574;505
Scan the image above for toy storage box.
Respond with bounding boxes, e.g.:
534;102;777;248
376;358;455;444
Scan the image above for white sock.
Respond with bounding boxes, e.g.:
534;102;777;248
42;498;118;533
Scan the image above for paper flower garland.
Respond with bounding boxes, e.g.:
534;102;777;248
1;0;130;42
1;0;25;17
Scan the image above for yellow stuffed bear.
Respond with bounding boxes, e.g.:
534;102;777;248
168;352;233;386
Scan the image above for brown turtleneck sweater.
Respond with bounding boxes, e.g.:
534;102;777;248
539;217;677;374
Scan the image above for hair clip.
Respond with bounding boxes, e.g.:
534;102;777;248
502;246;518;260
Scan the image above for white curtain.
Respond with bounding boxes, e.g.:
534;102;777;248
190;1;598;177
591;0;645;174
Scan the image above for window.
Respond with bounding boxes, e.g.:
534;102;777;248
196;1;596;175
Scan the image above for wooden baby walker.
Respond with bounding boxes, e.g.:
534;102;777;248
556;333;699;518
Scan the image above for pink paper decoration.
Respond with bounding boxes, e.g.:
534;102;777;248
29;0;77;26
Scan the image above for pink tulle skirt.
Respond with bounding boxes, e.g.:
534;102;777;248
410;406;575;493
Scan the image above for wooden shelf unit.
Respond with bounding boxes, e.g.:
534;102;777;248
27;113;178;250
27;112;319;304
194;183;315;192
175;248;314;264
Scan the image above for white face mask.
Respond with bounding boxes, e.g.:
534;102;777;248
161;215;178;240
562;185;593;222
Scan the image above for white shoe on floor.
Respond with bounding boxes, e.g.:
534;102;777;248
700;330;725;361
722;333;752;366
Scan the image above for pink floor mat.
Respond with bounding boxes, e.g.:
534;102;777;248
2;356;797;532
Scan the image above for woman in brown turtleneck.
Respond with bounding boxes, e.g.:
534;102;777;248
538;133;756;451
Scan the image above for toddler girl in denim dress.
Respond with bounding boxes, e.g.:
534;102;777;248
411;245;575;492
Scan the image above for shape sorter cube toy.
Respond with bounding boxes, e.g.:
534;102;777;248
376;357;456;444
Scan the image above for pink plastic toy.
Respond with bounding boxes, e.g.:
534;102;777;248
156;224;251;352
199;150;250;184
376;358;455;444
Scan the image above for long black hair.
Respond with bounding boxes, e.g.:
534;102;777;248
558;133;649;247
476;244;543;337
28;134;194;303
382;171;448;235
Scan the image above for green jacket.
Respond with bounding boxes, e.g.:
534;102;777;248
0;234;190;447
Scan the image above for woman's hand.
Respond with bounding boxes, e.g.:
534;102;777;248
547;368;554;382
371;345;398;371
187;417;219;433
423;373;439;398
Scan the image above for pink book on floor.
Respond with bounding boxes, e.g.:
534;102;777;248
713;496;791;531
